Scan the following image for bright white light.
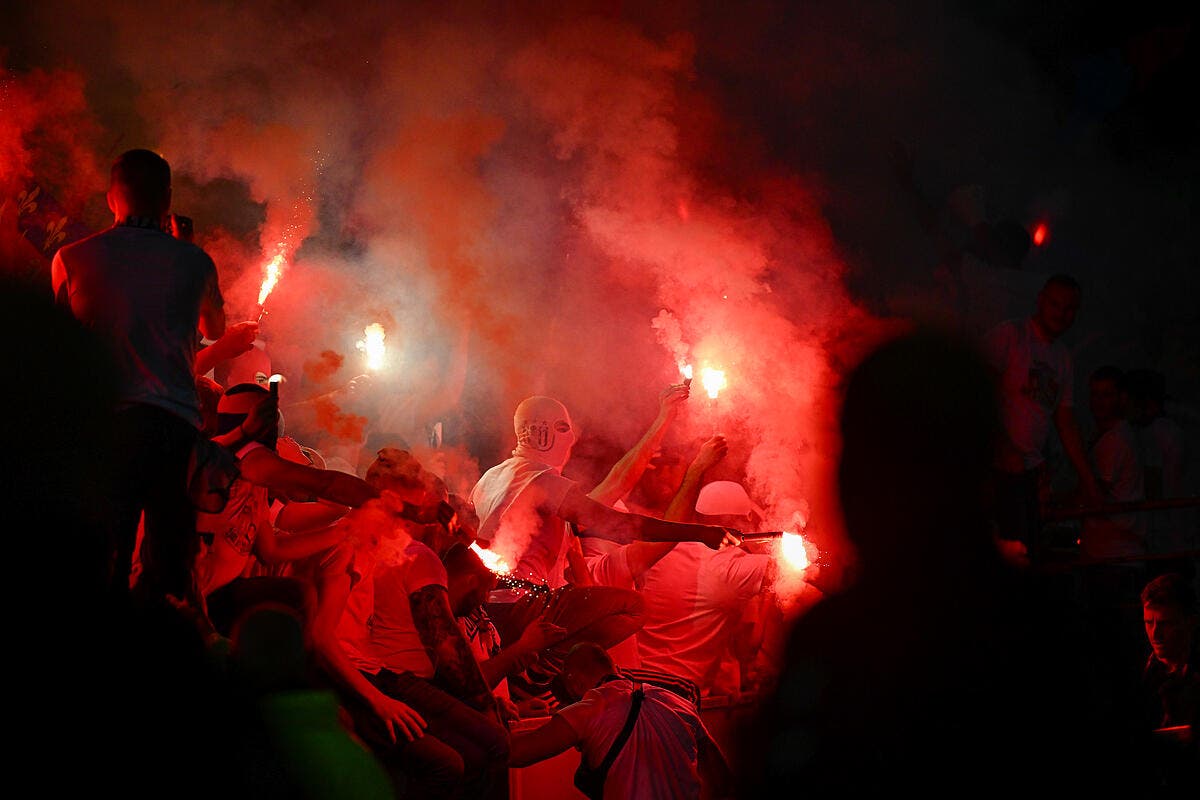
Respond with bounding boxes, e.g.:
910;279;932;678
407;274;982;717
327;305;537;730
470;542;512;575
356;323;387;371
700;367;727;399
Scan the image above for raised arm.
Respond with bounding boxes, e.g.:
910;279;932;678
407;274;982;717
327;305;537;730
197;260;226;341
621;435;730;579
194;320;259;376
589;383;689;506
664;435;728;523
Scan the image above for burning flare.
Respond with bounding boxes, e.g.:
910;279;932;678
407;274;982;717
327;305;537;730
779;531;810;571
470;542;512;575
700;367;727;399
679;363;694;381
356;323;387;371
257;252;286;306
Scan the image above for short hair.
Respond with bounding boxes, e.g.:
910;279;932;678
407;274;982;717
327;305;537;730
110;149;171;211
442;541;494;582
1141;573;1197;613
562;641;616;677
364;447;424;493
1041;273;1081;294
1089;365;1126;390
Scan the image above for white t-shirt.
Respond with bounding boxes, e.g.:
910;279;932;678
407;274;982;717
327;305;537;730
984;318;1074;470
195;442;268;596
336;547;384;675
1082;421;1145;560
556;677;706;800
636;543;769;689
368;540;448;678
53;224;219;427
584;544;641;669
471;456;578;586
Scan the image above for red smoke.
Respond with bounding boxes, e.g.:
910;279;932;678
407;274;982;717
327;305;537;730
304;350;345;385
312;395;368;443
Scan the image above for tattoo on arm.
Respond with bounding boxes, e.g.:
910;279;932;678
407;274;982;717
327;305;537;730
409;585;493;711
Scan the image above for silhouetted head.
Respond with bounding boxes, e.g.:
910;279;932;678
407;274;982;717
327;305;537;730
1088;365;1127;431
1124;368;1166;425
838;329;1001;577
108;149;171;220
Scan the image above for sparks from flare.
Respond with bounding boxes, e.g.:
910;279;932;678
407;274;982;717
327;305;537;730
470;542;512;575
356;323;387;371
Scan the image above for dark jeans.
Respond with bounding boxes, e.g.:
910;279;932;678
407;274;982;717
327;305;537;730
369;669;510;800
111;405;199;603
993;467;1042;564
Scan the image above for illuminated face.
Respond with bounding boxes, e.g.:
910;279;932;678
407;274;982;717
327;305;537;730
1034;284;1080;339
1143;605;1195;666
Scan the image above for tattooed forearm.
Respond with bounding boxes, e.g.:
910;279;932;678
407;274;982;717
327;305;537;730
409;585;494;711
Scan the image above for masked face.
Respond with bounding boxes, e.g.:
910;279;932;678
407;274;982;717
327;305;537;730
512;396;577;469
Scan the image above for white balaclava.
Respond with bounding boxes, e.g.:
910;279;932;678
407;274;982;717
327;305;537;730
512;395;576;470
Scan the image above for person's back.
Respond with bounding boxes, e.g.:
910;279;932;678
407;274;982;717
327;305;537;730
55;225;216;425
637;542;769;690
50;148;224;603
559;677;704;800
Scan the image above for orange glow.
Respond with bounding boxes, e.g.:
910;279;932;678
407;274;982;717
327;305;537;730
470;542;512;575
700;366;727;399
1032;222;1048;247
257;252;285;306
356;323;387;371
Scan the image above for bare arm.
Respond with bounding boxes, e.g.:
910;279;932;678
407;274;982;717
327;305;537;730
558;485;730;549
508;715;580;767
194;320;259;376
253;520;349;565
478;616;566;689
308;558;427;743
618;435;732;580
1053;406;1101;501
589;384;689;506
238;447;380;507
410;584;496;713
50;252;69;307
664;436;728;523
275;500;350;534
198;263;225;341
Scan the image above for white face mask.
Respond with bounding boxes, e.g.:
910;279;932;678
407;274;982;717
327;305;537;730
512;396;576;469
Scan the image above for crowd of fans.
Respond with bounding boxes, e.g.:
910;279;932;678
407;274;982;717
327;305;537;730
7;149;1196;797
